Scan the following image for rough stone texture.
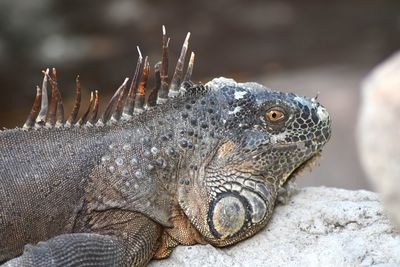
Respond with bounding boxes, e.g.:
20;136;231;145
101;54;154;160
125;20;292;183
149;187;400;267
357;51;400;228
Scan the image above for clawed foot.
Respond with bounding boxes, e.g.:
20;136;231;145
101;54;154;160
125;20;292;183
277;178;298;205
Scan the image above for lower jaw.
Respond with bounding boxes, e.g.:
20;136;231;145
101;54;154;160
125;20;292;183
284;152;322;184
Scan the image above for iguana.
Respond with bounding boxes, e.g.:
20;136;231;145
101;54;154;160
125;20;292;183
0;27;331;266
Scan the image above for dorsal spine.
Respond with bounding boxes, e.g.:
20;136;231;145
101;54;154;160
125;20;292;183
22;26;196;131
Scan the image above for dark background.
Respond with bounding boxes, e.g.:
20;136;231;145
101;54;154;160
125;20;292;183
1;0;399;189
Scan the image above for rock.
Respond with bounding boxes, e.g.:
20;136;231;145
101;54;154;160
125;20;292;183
357;51;400;228
149;187;400;267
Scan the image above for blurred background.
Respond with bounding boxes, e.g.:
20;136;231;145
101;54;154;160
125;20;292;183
0;0;399;190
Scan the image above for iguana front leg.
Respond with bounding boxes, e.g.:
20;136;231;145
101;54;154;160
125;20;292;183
2;211;162;267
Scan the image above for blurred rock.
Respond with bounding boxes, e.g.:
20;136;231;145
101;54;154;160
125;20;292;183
150;187;400;267
358;51;400;228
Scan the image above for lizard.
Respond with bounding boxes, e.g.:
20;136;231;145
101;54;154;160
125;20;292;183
0;26;332;266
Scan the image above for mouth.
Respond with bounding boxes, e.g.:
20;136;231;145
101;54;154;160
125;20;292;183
284;151;322;184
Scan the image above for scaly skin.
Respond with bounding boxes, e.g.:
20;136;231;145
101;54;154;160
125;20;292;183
0;31;331;267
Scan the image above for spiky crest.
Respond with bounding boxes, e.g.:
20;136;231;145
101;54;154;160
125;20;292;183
157;25;170;103
77;91;94;126
22;86;41;129
146;61;161;108
169;32;190;97
22;27;196;130
122;46;143;119
134;56;150;114
65;75;81;127
34;68;50;127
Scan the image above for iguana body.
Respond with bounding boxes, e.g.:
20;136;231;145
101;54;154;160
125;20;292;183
0;29;331;266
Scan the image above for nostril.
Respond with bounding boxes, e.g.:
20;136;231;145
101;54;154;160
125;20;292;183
317;106;329;121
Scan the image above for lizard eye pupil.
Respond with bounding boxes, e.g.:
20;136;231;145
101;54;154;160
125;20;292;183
265;109;285;122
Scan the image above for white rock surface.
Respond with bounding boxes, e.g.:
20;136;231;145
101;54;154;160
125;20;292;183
149;187;400;267
357;51;400;228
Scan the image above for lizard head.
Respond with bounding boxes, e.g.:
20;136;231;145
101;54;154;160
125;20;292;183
177;77;331;246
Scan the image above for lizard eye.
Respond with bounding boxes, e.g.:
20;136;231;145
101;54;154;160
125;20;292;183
265;108;285;122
